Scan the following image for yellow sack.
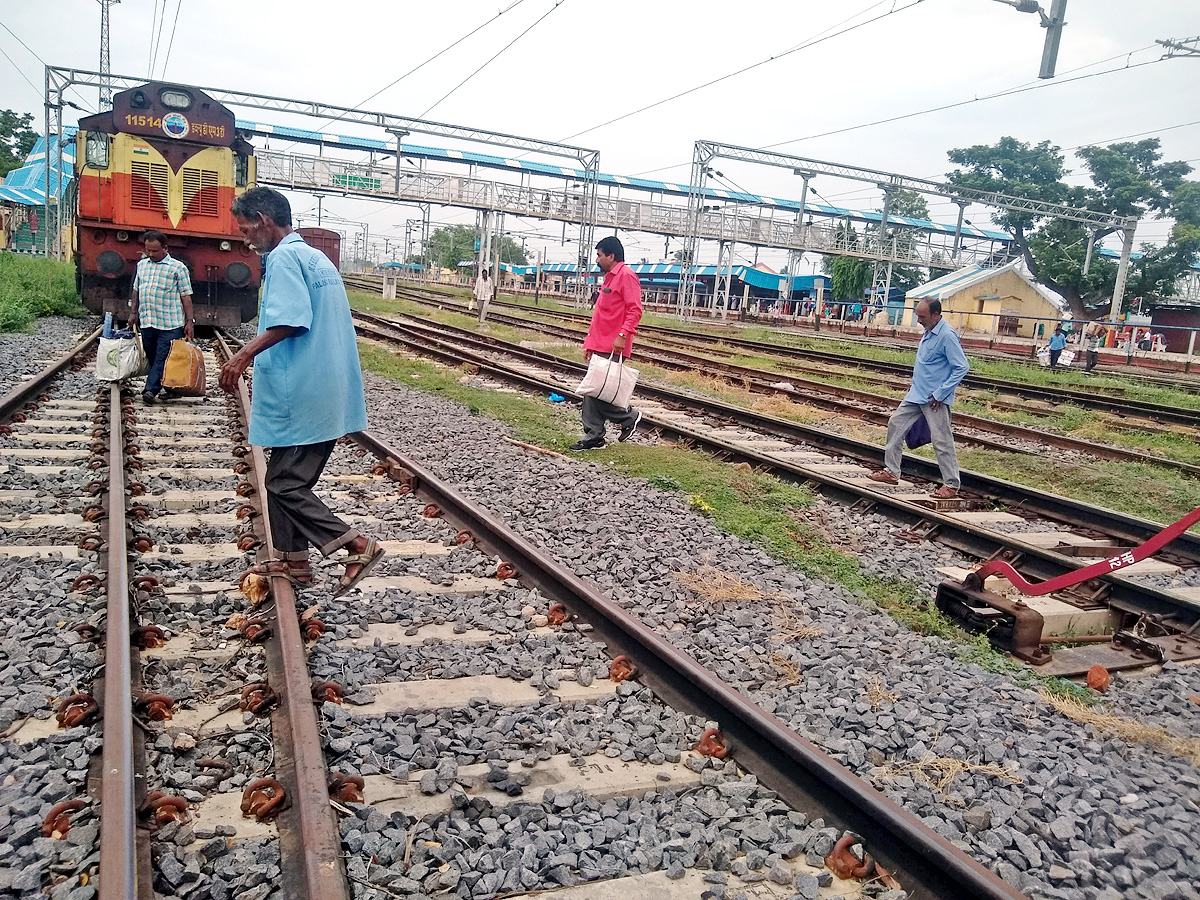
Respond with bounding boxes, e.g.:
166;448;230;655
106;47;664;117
161;340;206;397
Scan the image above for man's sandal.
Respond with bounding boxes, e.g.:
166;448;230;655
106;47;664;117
239;559;314;589
333;539;386;598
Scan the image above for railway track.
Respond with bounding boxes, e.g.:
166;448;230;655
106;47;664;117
369;286;1200;477
352;277;1200;431
1;330;1029;899
351;308;1200;677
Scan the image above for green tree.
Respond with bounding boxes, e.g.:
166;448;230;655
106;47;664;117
947;136;1196;317
0;110;37;177
883;188;931;294
821;223;871;300
417;225;527;269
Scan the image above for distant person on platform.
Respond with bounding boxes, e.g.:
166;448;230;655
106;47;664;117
869;298;970;499
130;230;194;405
470;268;494;313
218;187;384;597
1048;323;1068;368
571;235;643;451
1083;321;1105;372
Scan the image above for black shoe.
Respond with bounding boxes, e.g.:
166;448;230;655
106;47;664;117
618;409;642;443
142;391;156;405
160;388;179;401
569;438;605;451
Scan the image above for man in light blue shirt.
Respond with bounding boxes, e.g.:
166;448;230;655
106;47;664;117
218;187;383;596
1047;323;1068;368
869;298;970;498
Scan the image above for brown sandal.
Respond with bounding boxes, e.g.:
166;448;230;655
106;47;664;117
333;539;385;597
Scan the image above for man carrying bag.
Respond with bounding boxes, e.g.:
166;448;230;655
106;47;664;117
129;230;194;404
571;236;642;451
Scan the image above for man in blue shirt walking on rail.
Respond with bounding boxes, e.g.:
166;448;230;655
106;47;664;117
218;187;384;596
869;298;970;499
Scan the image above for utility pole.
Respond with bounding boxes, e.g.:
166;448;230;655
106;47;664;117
991;0;1067;78
98;0;119;109
316;196;323;226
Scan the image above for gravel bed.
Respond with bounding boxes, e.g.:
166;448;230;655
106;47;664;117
0;316;97;398
359;374;1200;900
0;363;106;898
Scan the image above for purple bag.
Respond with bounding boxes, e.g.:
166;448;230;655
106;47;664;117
905;415;931;449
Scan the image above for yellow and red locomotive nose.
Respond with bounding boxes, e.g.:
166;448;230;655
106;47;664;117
74;81;261;326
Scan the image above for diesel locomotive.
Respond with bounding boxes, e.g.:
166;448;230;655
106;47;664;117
74;82;261;326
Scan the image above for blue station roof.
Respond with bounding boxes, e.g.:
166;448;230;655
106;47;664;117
0;129;77;206
237;119;1011;243
466;259;831;291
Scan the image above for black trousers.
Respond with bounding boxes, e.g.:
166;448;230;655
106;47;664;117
581;395;638;442
1049;348;1062;368
141;326;183;395
265;441;358;559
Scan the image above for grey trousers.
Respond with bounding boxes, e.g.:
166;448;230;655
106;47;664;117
266;441;359;559
581;395;639;442
883;401;961;489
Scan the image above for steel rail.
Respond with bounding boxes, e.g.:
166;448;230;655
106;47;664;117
459;297;1200;428
349;430;1026;900
98;384;137;900
214;334;350;900
378;304;1200;477
352;316;1200;625
354;312;1200;563
0;327;101;421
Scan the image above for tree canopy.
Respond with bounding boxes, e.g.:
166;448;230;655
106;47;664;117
947;137;1197;318
0;110;37;178
416;225;528;270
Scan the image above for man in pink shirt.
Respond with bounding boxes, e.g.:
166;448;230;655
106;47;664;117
571;236;643;450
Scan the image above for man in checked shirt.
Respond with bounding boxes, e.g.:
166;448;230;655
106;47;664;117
129;230;194;404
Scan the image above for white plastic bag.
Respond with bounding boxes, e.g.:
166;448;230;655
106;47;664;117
577;352;639;409
95;335;146;382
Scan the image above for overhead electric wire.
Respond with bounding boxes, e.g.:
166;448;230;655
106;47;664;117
627;44;1169;182
762;58;1170;154
278;0;528;153
159;0;185;80
146;0;162;77
0;43;41;100
553;0;925;144
149;0;171;81
418;0;568;118
0;20;94;113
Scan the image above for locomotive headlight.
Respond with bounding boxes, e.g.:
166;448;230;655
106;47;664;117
220;241;232;251
116;231;129;242
97;251;125;276
159;89;193;110
226;262;252;287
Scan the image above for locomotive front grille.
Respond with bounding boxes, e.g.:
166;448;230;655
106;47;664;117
183;167;220;217
131;161;170;211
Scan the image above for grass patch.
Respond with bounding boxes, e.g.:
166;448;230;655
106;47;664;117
946;447;1200;529
0;253;83;332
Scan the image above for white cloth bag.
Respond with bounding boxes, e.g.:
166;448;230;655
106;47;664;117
95;334;147;382
577;352;639;409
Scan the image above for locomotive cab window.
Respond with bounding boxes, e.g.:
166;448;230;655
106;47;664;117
159;89;193;110
85;131;109;169
234;153;249;188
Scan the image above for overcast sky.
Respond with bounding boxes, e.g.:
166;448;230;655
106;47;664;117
2;0;1196;268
